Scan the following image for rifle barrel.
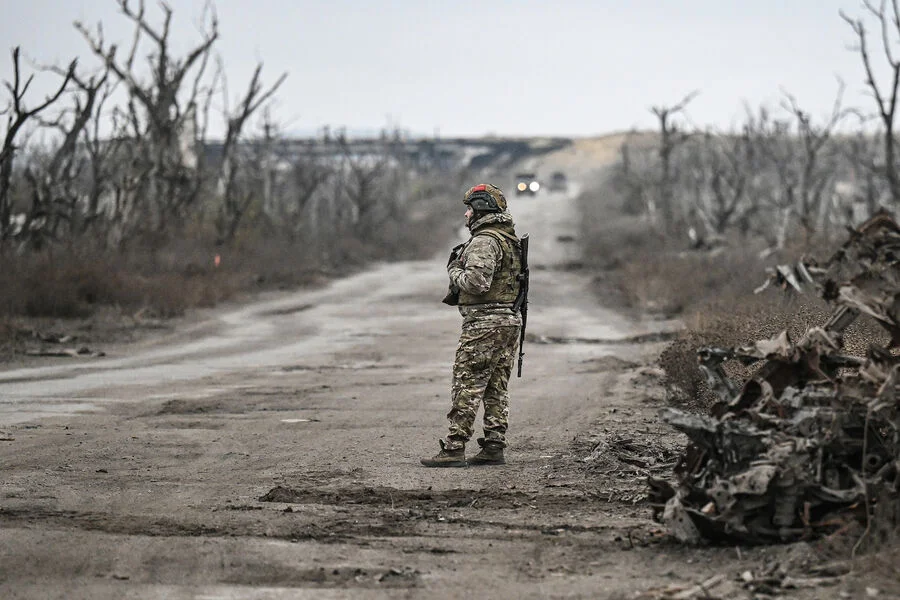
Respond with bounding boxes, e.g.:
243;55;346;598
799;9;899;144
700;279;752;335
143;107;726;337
516;234;529;377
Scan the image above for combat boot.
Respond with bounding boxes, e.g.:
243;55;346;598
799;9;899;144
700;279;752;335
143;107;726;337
421;440;467;468
467;438;505;466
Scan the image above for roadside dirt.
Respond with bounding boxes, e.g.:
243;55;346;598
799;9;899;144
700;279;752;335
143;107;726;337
0;149;883;599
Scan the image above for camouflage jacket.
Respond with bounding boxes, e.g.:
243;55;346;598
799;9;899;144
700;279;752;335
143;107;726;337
448;212;523;330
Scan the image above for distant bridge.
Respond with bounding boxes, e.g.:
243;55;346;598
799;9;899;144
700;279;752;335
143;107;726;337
205;136;573;173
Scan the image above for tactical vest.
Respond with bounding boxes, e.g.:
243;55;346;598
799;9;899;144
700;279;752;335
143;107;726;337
458;227;522;306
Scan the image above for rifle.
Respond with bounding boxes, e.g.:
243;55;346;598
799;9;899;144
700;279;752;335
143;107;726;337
441;242;466;305
513;234;529;377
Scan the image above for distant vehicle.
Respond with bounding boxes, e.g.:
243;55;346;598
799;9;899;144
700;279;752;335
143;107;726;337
548;171;568;192
514;173;540;196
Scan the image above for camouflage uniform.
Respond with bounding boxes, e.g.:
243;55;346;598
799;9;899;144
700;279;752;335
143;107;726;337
443;206;523;452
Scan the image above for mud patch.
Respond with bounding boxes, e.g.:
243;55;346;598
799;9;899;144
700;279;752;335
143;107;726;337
288;468;367;484
152;419;226;430
0;507;226;537
529;331;678;345
281;364;402;373
222;564;421;588
156;399;233;416
576;356;640;373
258;485;590;512
0;506;415;542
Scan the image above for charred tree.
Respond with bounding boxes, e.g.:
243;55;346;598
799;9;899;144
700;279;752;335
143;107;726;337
17;67;110;250
215;64;286;243
842;2;900;204
650;91;698;233
780;85;846;238
76;0;218;235
0;47;75;244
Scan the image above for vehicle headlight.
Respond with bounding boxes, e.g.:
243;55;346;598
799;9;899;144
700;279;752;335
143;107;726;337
529;181;540;192
517;182;527;192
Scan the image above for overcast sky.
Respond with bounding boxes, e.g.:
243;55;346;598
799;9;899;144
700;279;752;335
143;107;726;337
0;1;890;138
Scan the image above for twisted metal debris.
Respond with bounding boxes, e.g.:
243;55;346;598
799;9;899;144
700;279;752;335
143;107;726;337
649;211;900;544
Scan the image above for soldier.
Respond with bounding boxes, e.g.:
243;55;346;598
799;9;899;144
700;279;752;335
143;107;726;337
422;183;523;468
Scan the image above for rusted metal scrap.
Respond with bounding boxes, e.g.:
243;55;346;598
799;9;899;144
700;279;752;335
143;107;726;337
649;211;900;544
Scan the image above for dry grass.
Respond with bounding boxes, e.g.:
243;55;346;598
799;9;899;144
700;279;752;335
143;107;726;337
576;175;891;411
1;246;247;320
0;178;461;359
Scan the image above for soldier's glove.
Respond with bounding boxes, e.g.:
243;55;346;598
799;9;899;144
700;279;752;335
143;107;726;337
442;242;465;306
442;284;460;306
447;243;465;267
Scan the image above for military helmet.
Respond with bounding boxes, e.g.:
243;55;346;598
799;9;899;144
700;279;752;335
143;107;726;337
464;183;507;213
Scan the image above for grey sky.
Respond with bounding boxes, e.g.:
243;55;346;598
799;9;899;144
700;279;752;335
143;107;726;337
0;1;888;138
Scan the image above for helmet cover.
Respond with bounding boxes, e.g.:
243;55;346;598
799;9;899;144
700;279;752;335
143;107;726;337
464;183;507;213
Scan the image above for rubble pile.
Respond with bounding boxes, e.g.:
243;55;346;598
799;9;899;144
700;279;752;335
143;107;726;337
649;212;900;544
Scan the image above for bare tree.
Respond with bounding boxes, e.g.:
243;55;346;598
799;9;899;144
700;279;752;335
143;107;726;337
337;137;390;237
841;2;900;203
215;64;286;242
689;129;757;237
76;72;123;240
76;0;218;233
14;66;113;250
281;153;332;240
780;85;846;236
650;90;698;231
841;111;885;220
612;135;656;217
0;47;76;242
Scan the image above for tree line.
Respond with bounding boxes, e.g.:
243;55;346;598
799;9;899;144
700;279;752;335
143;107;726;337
613;1;900;251
0;0;445;259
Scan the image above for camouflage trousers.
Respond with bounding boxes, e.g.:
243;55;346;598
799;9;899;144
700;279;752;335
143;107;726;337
443;323;520;451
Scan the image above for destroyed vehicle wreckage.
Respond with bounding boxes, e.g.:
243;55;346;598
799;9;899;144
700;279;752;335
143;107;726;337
649;211;900;544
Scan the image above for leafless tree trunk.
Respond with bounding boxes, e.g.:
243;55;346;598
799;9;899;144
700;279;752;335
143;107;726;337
76;0;218;234
780;85;846;238
651;91;698;232
215;64;286;243
612;136;657;217
16;67;111;249
0;47;75;243
284;155;331;240
842;2;900;204
337;137;389;237
691;130;755;236
78;74;120;240
841;113;884;221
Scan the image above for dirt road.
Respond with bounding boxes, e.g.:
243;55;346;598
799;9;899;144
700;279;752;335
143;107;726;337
0;164;825;599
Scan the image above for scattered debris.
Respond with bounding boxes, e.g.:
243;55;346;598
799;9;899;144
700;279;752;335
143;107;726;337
584;432;681;504
584;433;679;477
32;331;75;344
636;573;740;599
650;211;900;544
376;567;420;584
